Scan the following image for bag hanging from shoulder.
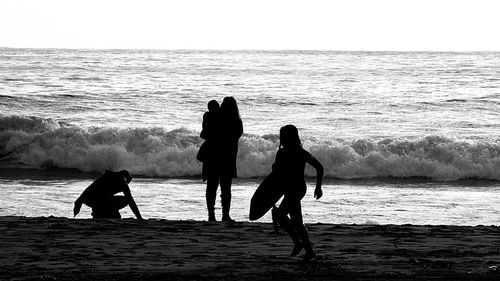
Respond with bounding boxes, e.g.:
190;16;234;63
196;141;209;162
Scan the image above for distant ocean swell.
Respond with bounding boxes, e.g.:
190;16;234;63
1;115;500;181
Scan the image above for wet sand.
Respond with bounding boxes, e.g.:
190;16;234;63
1;216;499;280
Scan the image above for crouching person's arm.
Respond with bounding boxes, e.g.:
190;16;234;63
123;185;143;220
73;197;83;217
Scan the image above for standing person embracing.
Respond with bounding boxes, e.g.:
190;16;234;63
203;97;243;222
272;125;323;259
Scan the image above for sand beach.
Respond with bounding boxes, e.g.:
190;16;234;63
1;216;499;280
2;2;500;279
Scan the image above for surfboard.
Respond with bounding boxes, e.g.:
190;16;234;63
249;168;284;221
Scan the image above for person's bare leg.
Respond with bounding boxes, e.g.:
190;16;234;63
289;200;315;258
206;176;219;221
220;176;234;222
277;197;302;256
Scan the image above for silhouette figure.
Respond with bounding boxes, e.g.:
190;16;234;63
271;125;323;259
203;97;243;222
73;170;143;219
198;100;220;181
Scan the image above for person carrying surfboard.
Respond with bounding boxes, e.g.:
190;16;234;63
271;124;323;259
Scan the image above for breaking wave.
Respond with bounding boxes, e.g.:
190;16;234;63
1;115;500;181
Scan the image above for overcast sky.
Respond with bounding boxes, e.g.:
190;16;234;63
1;0;499;51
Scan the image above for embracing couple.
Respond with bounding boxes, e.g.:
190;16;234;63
198;96;243;222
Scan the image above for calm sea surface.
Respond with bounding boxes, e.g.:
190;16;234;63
1;48;499;225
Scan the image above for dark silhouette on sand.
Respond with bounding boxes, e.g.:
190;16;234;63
271;125;323;259
73;170;143;219
200;97;243;222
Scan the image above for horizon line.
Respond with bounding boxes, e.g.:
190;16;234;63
1;46;500;53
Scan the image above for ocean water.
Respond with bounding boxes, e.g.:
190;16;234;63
1;48;499;225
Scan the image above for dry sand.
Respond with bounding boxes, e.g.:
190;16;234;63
0;216;499;280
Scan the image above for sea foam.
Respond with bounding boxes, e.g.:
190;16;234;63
1;115;500;181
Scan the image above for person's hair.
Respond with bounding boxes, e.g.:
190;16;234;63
119;170;133;183
220;96;240;120
279;125;302;148
208;100;219;112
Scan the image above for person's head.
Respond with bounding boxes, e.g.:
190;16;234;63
220;96;240;120
279;125;302;148
119;170;133;183
207;100;220;112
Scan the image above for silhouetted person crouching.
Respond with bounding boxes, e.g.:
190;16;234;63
73;170;143;219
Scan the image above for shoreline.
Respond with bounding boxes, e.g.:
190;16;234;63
2;167;500;187
1;216;499;280
1;169;499;225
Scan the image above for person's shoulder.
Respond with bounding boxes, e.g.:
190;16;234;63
102;170;115;178
299;147;313;158
92;171;110;183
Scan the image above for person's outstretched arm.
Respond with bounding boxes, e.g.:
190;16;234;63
307;156;324;199
74;177;101;217
73;197;83;217
123;185;143;219
73;186;91;217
